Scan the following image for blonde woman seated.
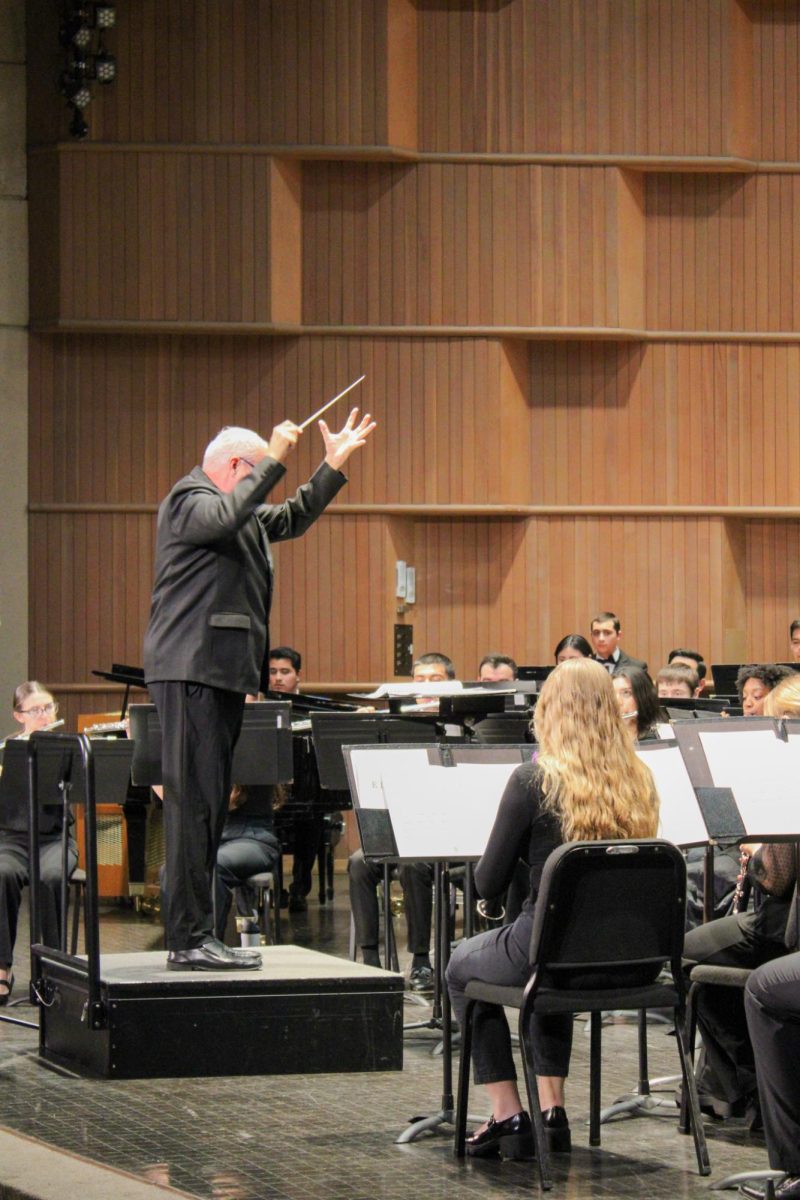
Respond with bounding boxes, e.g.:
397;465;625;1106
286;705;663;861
0;682;76;1005
446;658;659;1160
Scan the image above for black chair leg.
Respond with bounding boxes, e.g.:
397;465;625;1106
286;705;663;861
674;1006;711;1176
519;1006;552;1190
679;981;699;1134
589;1011;602;1146
454;998;475;1157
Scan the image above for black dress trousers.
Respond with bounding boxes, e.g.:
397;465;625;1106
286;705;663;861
745;951;800;1175
150;680;245;951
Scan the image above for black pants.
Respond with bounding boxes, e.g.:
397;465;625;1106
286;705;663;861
347;850;433;955
150;681;245;951
289;816;324;897
0;832;78;967
446;909;573;1084
745;951;800;1174
682;904;790;1105
215;828;281;941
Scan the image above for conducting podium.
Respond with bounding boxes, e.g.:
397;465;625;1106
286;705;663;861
27;717;403;1080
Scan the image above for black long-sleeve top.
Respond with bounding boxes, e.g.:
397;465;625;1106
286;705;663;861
474;762;562;912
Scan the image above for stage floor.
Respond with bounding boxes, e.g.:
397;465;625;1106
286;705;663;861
0;889;772;1200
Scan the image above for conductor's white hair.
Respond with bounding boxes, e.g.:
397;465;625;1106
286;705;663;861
202;426;269;470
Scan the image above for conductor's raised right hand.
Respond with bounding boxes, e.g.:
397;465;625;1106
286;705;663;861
267;420;302;464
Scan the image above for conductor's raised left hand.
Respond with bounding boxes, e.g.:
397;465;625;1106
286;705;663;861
321;408;377;471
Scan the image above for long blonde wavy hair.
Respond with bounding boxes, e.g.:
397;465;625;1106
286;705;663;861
764;675;800;718
533;658;659;841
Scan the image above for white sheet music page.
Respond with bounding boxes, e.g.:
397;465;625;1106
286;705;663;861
383;760;520;859
636;744;708;846
348;749;520;859
698;729;800;836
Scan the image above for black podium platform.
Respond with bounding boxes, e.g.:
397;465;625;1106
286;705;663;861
37;946;403;1079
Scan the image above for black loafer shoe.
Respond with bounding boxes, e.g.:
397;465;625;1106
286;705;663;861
408;965;434;993
542;1105;572;1153
466;1111;535;1161
204;937;261;964
167;942;260;971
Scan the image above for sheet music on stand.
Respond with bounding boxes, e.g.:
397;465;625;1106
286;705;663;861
634;740;711;847
344;743;536;862
673;717;800;840
128;701;293;787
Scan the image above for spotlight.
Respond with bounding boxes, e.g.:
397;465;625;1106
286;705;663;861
93;49;116;82
72;22;92;50
68;82;92;109
93;4;116;29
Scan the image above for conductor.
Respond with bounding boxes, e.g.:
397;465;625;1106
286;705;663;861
144;407;375;970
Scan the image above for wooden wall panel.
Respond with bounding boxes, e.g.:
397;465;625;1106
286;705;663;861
406;518;530;676
28;512;156;686
745;521;800;663
645;173;800;331
269;515;394;683
752;2;800;162
29;335;532;507
519;515;728;670
41;150;279;324
303;163;640;327
528;342;800;508
86;0;390;147
417;0;750;157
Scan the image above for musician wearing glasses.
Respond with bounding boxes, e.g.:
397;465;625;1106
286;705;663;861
144;412;375;971
0;682;76;1005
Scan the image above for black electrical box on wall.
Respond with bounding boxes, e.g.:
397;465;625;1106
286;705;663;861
394;624;413;676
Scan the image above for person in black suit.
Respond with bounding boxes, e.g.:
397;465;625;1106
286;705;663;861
589;611;647;676
144;408;375;970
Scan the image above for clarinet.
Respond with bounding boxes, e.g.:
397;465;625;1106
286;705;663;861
731;849;752;914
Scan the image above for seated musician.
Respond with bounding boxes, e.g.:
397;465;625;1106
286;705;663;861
348;652;456;992
612;667;661;741
446;658;659;1160
0;682;77;1005
681;674;800;1124
478;654;518;683
554;634;591;663
267;645;350;914
668;647;709;694
214;781;282;940
656;663;700;699
737;663;795;716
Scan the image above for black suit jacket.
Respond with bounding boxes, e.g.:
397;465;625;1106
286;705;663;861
144;458;346;694
600;650;649;677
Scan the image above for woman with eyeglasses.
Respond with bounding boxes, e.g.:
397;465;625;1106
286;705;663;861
0;681;76;1004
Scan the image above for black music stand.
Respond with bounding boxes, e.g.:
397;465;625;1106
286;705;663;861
343;741;534;1143
0;739;72;1029
91;663;146;719
311;712;452;973
129;701;293;788
25;733;133;1034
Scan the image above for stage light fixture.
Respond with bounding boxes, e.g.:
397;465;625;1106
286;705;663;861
93;49;116;82
93;4;116;28
58;1;118;138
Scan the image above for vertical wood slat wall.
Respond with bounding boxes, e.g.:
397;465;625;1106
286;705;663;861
26;0;800;728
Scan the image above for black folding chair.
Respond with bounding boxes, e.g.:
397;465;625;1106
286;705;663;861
454;839;710;1190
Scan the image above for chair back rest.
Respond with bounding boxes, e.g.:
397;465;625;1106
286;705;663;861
529;839;686;991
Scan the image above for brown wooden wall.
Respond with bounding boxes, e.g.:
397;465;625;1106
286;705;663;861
25;0;800;730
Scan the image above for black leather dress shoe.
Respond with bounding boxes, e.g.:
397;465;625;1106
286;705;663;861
206;940;262;964
167;941;261;971
466;1111;535;1161
542;1106;572;1152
